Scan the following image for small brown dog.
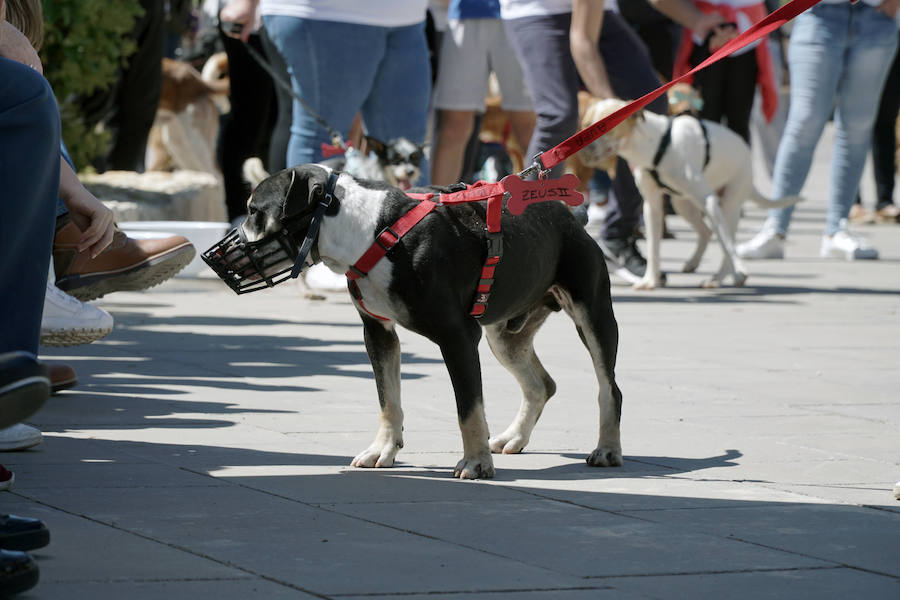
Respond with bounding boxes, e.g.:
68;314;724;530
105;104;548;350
145;55;230;174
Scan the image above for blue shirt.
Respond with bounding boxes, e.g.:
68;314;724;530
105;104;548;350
449;0;501;20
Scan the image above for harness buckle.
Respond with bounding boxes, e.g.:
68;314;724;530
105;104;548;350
485;230;503;259
375;226;401;251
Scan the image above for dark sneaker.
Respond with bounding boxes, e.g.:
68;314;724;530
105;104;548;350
0;515;50;552
599;235;647;282
0;549;39;596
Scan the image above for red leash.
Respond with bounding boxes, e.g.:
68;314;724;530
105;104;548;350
524;0;823;174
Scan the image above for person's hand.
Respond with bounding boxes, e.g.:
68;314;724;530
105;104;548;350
220;0;258;42
708;22;738;52
878;0;900;18
0;22;42;73
62;187;116;258
58;159;116;258
692;11;726;42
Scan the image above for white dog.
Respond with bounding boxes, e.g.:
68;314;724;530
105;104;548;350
578;97;802;289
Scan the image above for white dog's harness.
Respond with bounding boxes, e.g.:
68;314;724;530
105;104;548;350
647;112;710;195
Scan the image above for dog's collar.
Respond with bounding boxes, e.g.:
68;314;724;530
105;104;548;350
289;170;340;279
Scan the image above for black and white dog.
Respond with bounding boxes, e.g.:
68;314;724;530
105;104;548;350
234;164;623;479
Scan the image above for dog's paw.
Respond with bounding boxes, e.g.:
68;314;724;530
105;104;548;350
489;431;528;454
699;278;721;289
351;440;402;469
632;277;659;291
586;446;623;467
733;271;749;287
454;453;495;479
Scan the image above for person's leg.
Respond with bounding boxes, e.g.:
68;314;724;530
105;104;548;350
218;28;277;220
487;19;535;157
103;0;165;172
824;4;897;235
432;110;477;185
691;45;727;126
597;11;665;242
0;59;61;355
503;13;580;177
259;26;291;173
262;16;386;166
870;31;900;212
361;20;432;183
722;52;758;143
431;19;490;185
766;5;846;236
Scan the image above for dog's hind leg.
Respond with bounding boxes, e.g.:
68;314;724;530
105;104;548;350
671;195;711;274
352;317;404;468
485;305;556;454
551;280;623;468
707;185;748;287
435;320;495;479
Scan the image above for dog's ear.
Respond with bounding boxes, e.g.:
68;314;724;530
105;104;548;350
282;165;331;219
364;135;387;160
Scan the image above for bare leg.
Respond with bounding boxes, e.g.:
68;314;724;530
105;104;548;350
431;109;476;186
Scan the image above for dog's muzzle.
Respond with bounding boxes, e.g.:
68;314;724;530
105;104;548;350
202;171;338;294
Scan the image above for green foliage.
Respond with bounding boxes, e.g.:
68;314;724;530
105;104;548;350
40;0;144;169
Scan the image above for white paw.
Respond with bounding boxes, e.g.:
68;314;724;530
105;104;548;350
699;278;721;289
489;431;528;454
586;446;623;467
454;452;495;479
351;439;402;469
632;276;659;291
733;271;749;287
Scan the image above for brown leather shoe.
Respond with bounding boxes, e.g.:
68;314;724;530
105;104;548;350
44;363;78;394
53;222;196;301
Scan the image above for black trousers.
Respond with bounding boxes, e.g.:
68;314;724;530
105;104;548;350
80;0;165;172
690;46;758;143
218;28;280;220
871;32;900;208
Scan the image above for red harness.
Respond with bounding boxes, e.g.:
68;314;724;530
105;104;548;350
344;176;583;321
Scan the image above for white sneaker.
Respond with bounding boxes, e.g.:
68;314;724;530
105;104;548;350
304;263;347;291
0;424;42;451
41;282;113;346
736;226;785;259
820;220;878;260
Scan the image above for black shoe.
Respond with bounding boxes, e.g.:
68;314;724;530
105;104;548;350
0;550;39;596
600;235;647;280
0;353;50;430
0;516;50;552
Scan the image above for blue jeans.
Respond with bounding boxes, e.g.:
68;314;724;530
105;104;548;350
262;16;431;180
0;59;61;356
767;2;898;236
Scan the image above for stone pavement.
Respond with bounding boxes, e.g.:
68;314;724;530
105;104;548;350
7;128;900;598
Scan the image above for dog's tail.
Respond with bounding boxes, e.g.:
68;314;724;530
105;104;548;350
749;188;803;209
242;157;269;191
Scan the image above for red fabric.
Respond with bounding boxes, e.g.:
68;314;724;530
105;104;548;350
673;1;777;122
321;142;348;158
538;0;822;170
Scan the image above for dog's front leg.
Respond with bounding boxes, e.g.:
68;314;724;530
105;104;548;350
352;317;404;469
438;323;494;480
633;172;665;290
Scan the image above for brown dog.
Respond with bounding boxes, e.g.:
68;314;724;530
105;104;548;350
145;55;229;174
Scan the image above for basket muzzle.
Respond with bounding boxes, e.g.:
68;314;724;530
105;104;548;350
201;170;339;294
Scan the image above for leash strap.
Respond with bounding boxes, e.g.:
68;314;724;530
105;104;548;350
527;0;822;173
